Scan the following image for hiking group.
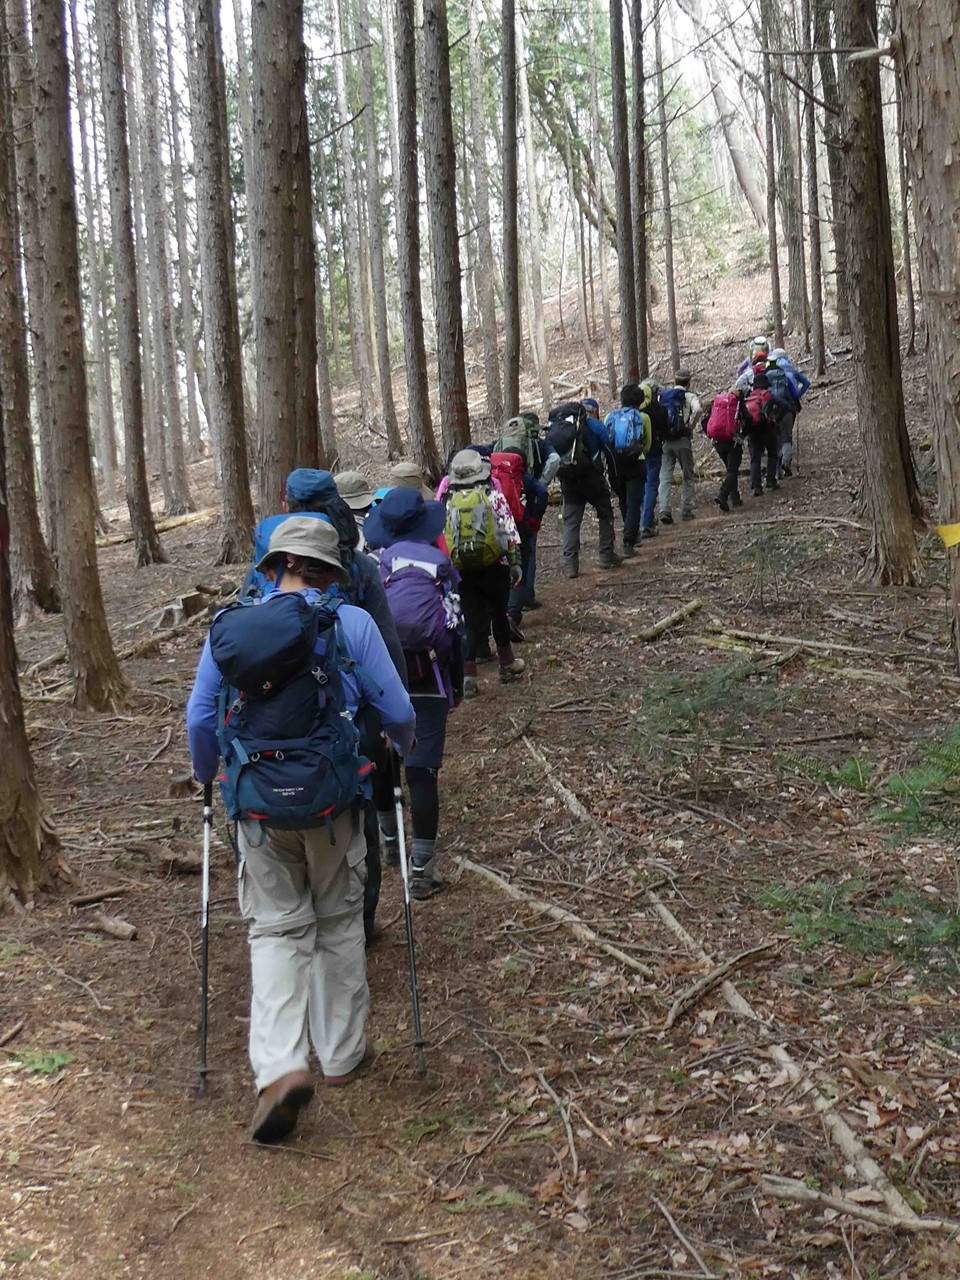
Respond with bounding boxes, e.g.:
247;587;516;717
185;334;810;1143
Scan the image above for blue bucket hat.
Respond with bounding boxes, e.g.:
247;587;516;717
362;486;447;550
285;468;338;506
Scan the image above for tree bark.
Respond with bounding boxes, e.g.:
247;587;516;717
814;0;850;333
314;138;342;388
800;0;826;374
133;0;193;514
590;2;616;398
516;15;551;416
629;0;648;377
892;64;916;358
290;12;320;470
761;0;785;347
654;10;681;373
895;0;960;651
250;0;297;512
835;0;920;584
468;0;502;422
767;8;806;335
609;0;638;382
421;0;470;454
32;0;126;709
392;0;440;476
230;0;257;369
501;0;521;418
707;52;767;228
186;0;255;563
94;0;166;568
0;10;59;620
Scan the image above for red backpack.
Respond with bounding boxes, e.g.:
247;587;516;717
490;452;525;525
742;388;773;431
706;392;740;443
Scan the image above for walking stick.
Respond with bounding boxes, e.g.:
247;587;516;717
198;782;213;1094
392;751;427;1075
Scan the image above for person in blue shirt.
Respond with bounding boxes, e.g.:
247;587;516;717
767;348;809;478
186;517;416;1144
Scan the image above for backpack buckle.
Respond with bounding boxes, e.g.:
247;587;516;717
312;666;328;687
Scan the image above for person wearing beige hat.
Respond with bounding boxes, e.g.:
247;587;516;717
389;460;433;501
335;471;376;549
186;516;416;1144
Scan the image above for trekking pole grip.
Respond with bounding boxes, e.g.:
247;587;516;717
203;782;213;811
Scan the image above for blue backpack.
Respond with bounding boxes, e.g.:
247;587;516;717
210;591;373;834
604;406;649;462
659;387;689;440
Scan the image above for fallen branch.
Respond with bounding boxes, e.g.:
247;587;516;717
534;1068;579;1180
706;621;872;657
635;599;704;642
733;515;869;532
652;1196;715;1276
236;1221;286;1247
452;856;653;979
24;608;207;677
96;506;217;547
760;1176;960;1235
90;912;137;941
0;1020;25;1049
664;943;776;1029
69;886;129;908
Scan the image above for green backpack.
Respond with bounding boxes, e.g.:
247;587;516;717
495;416;538;475
445;487;506;571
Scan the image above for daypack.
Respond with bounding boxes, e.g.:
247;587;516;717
445;486;507;571
604;406;649;463
546;402;593;477
377;540;461;701
706;392;740;443
659;387;689;441
490;452;526;525
211;591;373;833
495;417;538;475
765;362;796;406
741;387;774;432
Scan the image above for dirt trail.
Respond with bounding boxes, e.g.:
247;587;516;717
3;335;960;1279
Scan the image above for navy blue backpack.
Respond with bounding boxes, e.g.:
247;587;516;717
210;592;373;835
659;387;689;440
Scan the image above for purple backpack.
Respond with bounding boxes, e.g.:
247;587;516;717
377;541;461;698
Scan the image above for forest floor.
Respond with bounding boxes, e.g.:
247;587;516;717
4;295;960;1279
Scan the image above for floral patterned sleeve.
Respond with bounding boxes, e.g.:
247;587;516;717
489;488;521;561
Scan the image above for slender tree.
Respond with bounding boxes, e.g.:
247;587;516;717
760;0;785;346
609;0;638;381
800;0;825;374
814;0;850;332
290;9;320;469
32;0;126;708
892;66;916;358
629;0;648;375
94;0;166;567
467;0;502;421
654;8;681;372
187;0;255;562
0;8;59;620
501;0;521;418
590;2;616;397
516;14;551;415
393;0;440;475
421;0;470;453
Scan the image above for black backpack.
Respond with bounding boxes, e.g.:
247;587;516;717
546;402;594;478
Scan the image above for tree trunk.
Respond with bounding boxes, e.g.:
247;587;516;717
421;0;470;454
161;0;203;460
393;0;441;476
836;0;920;584
501;0;521;418
654;10;681;373
708;52;767;228
186;0;255;563
230;0;257;365
250;0;297;512
330;0;373;427
895;0;960;650
516;15;551;416
32;0;126;709
609;0;638;382
564;134;593;368
133;0;193;514
590;2;616;398
629;0;648;377
0;387;59;906
814;0;850;333
800;0;826;374
290;15;320;470
892;65;916;358
0;10;60;620
467;0;502;422
94;0;166;567
767;12;807;335
357;0;401;456
315;139;342;388
314;253;338;468
761;0;785;347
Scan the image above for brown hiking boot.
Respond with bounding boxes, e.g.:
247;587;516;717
323;1045;377;1087
250;1070;314;1144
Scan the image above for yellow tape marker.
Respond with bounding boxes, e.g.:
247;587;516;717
937;523;960;549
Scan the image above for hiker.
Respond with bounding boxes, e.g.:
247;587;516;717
703;390;744;512
736;335;770;378
242;468;407;948
740;365;784;496
605;384;652;558
443;449;524;696
186;517;416;1144
389;460;433;500
658;369;702;524
335;471;375;549
639;379;669;540
766;347;809;477
363;488;463;900
494;412;559;612
547;399;620;577
493;448;548;640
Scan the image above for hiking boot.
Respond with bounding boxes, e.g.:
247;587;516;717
599;555;623;569
640;527;657;540
382;834;399;868
526;599;543;611
463;676;479;699
752;486;763;497
767;479;780;491
499;658;526;684
323;1045;377;1087
731;495;744;508
563;562;579;579
715;496;730;513
251;1071;314;1144
782;464;793;477
681;511;695;521
409;859;445;900
660;512;674;525
622;544;637;559
508;617;525;643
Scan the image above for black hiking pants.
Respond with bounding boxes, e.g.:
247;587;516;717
714;439;743;502
747;426;779;490
461;562;512;662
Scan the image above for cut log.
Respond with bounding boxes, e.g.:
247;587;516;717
635;599;704;642
90;912;137;941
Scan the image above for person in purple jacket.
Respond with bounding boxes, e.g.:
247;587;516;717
186;517;415;1144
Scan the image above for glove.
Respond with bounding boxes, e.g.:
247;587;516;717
510;564;523;587
526;517;542;534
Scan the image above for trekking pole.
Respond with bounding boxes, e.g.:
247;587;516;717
392;751;427;1076
198;782;213;1095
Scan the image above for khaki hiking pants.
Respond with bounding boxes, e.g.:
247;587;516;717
237;808;368;1090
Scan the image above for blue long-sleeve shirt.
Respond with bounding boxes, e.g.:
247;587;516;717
185;590;416;785
522;474;549;525
774;357;809;401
